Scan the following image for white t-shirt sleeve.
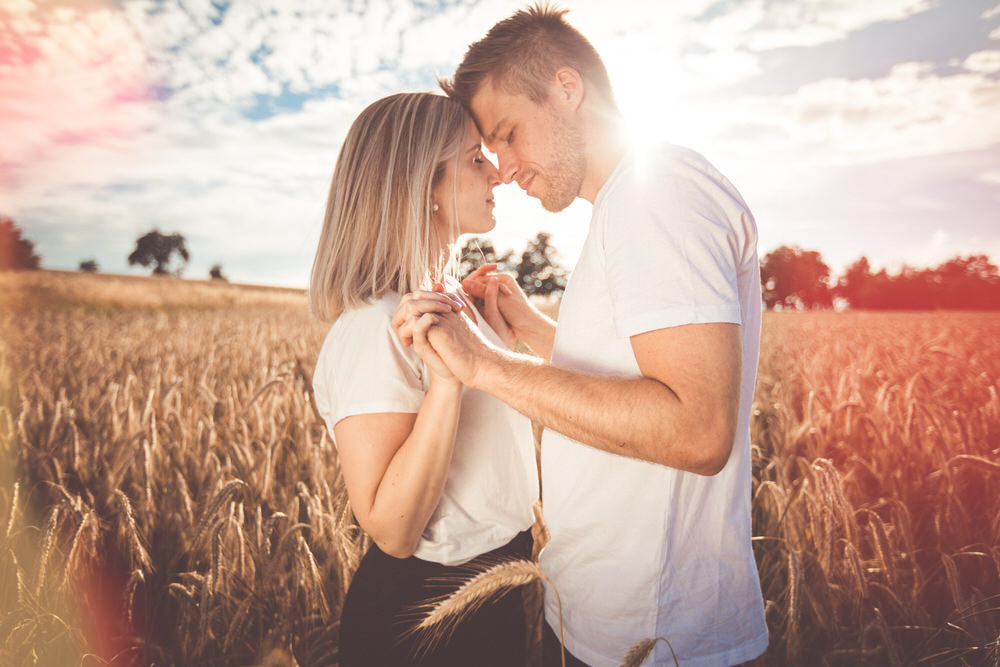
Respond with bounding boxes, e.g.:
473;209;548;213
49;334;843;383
313;304;426;430
602;162;744;339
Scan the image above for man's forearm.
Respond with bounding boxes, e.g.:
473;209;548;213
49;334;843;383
470;348;730;474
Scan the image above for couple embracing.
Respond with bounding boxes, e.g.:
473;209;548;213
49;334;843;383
309;6;768;667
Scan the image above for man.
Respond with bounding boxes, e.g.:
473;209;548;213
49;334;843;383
395;5;768;665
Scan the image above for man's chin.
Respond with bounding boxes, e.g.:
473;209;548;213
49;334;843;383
539;193;576;213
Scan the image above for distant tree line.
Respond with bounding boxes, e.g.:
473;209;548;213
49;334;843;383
3;216;998;309
762;245;1000;310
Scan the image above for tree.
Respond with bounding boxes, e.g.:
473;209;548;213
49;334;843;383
457;237;515;281
515;232;569;297
0;217;41;270
209;263;227;281
127;230;189;276
457;232;570;297
760;245;832;310
79;259;99;273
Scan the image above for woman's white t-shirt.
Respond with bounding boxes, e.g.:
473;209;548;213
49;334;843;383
312;293;538;566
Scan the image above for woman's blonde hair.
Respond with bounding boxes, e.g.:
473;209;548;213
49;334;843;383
309;93;468;322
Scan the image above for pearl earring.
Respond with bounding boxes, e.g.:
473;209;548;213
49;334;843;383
432;203;439;212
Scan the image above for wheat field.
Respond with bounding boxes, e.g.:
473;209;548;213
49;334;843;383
1;271;998;666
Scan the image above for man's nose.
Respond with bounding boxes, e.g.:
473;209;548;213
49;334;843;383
496;147;518;184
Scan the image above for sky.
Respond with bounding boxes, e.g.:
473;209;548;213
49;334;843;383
1;0;998;287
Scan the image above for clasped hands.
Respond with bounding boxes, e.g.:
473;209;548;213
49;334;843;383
391;264;529;386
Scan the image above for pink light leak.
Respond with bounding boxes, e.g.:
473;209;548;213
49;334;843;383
0;2;152;180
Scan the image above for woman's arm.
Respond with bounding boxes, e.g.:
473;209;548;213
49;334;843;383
333;312;463;559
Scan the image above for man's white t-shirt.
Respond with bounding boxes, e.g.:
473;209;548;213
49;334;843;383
313;293;538;566
539;144;768;666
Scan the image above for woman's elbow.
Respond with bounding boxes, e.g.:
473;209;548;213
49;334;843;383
377;539;417;560
356;514;419;559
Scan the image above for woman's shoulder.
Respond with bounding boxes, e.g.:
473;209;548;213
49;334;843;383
317;293;402;357
315;291;419;378
336;292;402;327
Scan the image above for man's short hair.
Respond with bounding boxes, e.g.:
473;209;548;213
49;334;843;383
441;4;617;113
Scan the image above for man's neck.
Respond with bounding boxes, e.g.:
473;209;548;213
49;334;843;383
579;118;628;204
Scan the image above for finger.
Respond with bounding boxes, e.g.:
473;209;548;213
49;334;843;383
426;284;465;310
404;289;463;309
411;314;433;355
412;314;448;371
414;312;439;338
468;263;498;279
494;274;519;298
395;319;414;346
484;278;506;332
462;263;498;293
391;299;453;328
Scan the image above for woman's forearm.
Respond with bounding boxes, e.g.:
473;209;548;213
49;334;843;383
515;307;556;360
364;381;462;558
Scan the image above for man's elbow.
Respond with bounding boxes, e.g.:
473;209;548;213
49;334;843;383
658;418;735;476
694;421;737;476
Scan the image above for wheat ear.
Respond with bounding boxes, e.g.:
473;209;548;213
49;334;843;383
620;636;680;667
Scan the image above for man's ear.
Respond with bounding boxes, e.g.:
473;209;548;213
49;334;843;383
552;66;584;111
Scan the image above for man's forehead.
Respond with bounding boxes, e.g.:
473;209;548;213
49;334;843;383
471;81;519;141
470;81;504;123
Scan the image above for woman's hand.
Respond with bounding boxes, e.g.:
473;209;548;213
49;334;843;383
392;288;465;347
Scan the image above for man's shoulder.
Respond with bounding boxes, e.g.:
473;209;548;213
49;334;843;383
601;143;714;200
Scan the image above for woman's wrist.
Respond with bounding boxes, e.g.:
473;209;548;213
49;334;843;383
427;373;463;394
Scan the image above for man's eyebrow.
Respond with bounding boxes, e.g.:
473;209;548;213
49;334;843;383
484;118;508;146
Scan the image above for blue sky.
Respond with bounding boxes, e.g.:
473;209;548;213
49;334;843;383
1;0;998;287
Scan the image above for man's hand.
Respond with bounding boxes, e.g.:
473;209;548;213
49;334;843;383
422;310;498;387
394;295;498;387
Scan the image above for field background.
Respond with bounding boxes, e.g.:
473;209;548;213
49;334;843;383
1;271;998;666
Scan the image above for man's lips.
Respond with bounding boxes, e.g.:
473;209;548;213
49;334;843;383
519;174;535;193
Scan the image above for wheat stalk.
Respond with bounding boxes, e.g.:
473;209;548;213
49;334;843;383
408;558;564;664
619;636;680;667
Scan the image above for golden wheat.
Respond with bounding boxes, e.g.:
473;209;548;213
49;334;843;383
0;273;997;665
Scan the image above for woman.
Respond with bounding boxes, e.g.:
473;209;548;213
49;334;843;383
308;93;539;666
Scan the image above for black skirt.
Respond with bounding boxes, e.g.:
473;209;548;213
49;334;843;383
338;530;533;667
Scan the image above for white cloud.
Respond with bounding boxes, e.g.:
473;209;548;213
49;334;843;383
963;50;1000;73
983;4;1000;19
693;0;934;52
718;61;1000;164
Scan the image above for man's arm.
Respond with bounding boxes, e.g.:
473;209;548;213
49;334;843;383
417;311;741;475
